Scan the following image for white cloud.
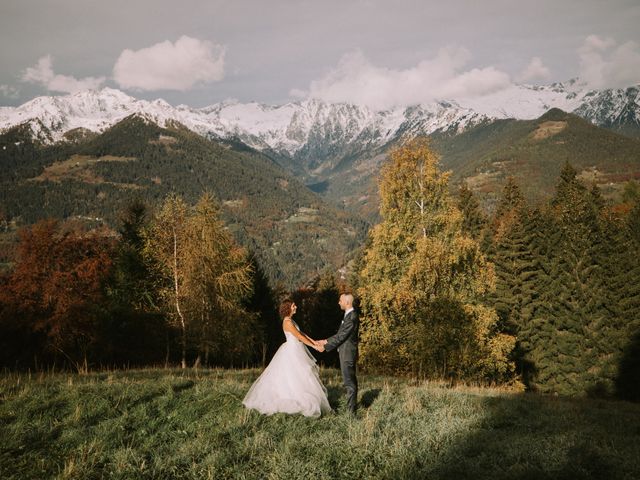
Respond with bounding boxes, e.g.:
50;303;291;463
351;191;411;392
113;36;225;91
579;35;640;89
290;48;512;110
22;55;105;93
517;57;551;83
0;84;20;98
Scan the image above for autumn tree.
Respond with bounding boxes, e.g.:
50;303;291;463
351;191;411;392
144;194;190;367
0;220;114;371
185;193;254;366
358;138;515;380
144;192;254;368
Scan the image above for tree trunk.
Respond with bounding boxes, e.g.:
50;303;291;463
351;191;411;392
172;225;187;369
262;342;267;368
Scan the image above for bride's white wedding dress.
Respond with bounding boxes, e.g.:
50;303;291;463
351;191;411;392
243;322;331;418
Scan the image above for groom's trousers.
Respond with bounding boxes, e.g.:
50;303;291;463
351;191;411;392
339;349;358;413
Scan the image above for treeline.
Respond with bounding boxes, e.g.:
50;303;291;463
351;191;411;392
0;192;345;372
352;138;639;399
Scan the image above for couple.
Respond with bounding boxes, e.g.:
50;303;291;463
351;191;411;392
242;294;359;418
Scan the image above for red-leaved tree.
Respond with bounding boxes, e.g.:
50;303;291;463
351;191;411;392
0;219;114;371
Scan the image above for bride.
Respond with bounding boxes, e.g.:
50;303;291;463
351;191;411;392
242;299;331;418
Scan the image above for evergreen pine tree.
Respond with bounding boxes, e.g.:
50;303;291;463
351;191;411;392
524;164;618;395
488;178;531;334
614;199;640;400
457;182;487;241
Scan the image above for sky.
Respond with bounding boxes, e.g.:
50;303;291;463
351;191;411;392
1;0;640;109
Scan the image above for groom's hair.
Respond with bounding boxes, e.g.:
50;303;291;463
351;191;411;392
341;293;354;306
279;299;294;318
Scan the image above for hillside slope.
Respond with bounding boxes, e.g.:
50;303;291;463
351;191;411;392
321;109;640;220
433;108;640;209
0;115;367;287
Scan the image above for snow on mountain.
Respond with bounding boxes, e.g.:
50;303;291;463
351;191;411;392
452;79;586;119
0;88;222;143
197;101;303;152
573;86;640;127
458;79;640;129
396;102;487;137
1;80;639;159
1;88;134;135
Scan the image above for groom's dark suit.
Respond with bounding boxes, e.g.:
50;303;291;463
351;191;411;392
325;308;359;413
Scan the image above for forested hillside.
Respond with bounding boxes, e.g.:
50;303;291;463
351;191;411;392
0;115;367;288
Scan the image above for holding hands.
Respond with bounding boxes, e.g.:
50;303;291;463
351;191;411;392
312;339;328;352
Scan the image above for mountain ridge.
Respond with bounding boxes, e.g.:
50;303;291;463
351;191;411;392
2;80;638;156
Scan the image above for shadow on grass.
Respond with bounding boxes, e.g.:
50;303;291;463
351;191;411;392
327;386;344;410
129;390;164;410
391;393;640;480
171;379;195;393
326;386;381;412
360;388;381;409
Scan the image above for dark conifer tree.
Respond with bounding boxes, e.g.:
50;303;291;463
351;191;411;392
487;178;532;335
614;199;640;400
103;200;167;366
458;182;487;241
523;164;618;395
244;255;280;367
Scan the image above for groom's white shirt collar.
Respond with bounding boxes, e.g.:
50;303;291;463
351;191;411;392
344;307;354;317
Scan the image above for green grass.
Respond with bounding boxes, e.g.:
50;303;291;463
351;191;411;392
1;369;639;479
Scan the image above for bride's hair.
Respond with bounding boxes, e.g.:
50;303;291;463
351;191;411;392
279;299;294;318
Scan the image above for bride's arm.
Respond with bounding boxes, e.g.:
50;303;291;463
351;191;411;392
283;319;318;348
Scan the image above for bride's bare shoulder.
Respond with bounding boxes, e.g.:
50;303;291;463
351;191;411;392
282;317;293;328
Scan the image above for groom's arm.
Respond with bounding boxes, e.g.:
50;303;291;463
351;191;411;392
325;313;357;352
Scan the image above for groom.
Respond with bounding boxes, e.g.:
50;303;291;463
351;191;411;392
317;293;359;415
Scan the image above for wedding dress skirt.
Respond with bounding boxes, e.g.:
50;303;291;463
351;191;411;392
243;331;331;418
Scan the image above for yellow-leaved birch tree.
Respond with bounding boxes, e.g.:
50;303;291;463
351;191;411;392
144;192;254;368
358;138;515;380
185;192;254;366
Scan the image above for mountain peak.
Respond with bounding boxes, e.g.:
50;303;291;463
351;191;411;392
539;108;571;121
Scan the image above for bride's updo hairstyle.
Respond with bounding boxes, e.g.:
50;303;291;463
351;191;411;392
279;299;294;318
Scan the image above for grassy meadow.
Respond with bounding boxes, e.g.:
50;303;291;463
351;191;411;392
1;368;639;479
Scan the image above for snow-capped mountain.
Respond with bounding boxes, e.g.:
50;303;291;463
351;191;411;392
1;80;639;166
0;88;215;143
453;79;587;119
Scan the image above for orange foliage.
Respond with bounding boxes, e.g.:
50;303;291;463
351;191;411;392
1;219;115;356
